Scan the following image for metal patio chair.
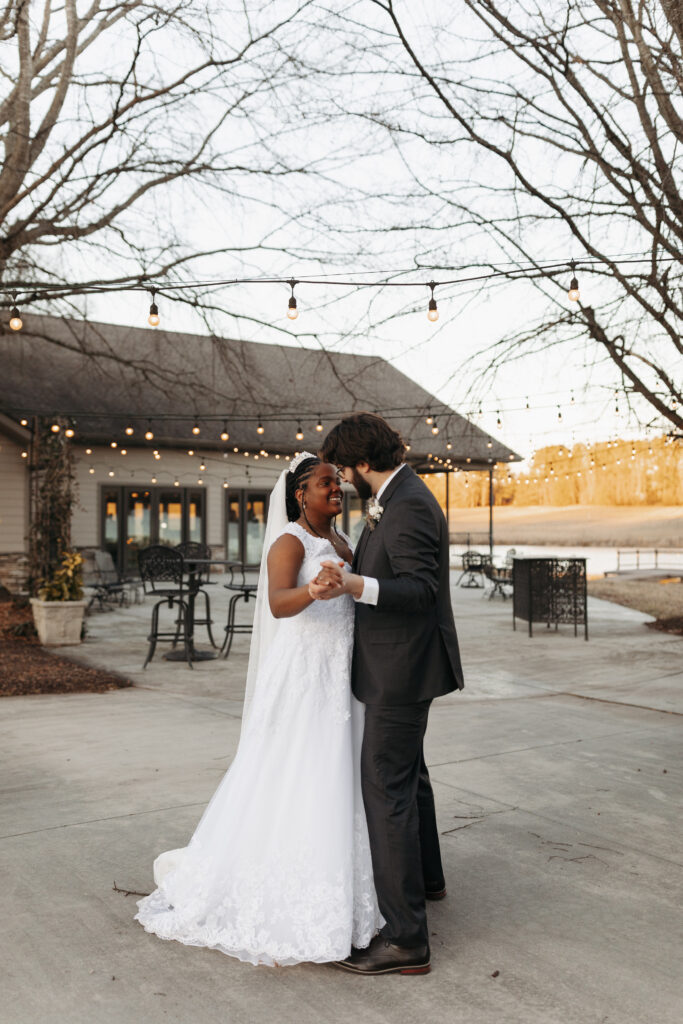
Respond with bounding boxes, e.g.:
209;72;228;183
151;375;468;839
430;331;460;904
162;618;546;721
138;546;192;669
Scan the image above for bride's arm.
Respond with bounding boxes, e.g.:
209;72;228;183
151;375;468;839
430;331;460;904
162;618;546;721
267;534;330;618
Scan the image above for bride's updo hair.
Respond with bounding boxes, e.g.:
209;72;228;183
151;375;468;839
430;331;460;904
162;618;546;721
285;456;321;521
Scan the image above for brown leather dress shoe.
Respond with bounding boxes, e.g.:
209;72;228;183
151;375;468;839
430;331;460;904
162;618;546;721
336;935;431;975
425;885;447;901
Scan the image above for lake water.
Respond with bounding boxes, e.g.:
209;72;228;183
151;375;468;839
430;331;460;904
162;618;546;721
449;544;683;577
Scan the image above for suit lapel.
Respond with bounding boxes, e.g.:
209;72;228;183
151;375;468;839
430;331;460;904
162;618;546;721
352;522;371;572
377;463;411;509
352;464;411;573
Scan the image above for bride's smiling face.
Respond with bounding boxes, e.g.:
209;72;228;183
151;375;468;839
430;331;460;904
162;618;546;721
298;463;343;519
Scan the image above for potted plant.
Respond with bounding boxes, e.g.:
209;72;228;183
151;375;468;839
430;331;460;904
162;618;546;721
30;550;87;646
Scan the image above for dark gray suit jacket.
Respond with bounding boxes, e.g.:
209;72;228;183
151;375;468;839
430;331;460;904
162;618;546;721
351;464;464;705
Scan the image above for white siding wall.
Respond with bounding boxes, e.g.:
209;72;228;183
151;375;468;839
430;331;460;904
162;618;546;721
71;445;283;550
0;434;28;553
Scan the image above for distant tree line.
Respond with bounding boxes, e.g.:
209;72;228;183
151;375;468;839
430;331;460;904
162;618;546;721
436;436;682;507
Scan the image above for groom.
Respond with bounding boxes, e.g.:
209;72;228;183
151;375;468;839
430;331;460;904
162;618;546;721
318;412;464;975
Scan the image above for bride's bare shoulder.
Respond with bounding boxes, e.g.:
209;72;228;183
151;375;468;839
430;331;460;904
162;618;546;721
268;530;305;568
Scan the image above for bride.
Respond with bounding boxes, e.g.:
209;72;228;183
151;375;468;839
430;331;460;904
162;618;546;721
135;453;383;966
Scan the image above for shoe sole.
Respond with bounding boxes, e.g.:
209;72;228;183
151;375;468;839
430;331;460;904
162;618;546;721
335;960;431;976
425;889;447;901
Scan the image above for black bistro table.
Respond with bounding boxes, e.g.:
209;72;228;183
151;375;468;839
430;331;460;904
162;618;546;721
164;557;244;663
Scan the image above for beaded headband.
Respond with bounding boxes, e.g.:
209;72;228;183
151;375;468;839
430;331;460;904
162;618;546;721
288;451;318;474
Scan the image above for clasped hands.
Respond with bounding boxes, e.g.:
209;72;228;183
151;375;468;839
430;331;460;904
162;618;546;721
308;560;364;601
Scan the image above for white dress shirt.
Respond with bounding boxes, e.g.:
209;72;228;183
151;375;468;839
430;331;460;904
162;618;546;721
355;463;407;605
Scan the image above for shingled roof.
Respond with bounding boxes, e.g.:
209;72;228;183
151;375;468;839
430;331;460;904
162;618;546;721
0;314;519;470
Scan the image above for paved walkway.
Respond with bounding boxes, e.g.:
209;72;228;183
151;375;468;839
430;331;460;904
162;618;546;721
2;579;682;1024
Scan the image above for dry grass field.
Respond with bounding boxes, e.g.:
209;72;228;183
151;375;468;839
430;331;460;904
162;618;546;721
587;577;683;623
449;505;683;547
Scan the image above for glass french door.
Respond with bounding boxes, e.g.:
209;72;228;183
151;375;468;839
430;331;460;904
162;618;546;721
157;492;183;548
102;486;205;571
224;490;269;565
125;489;152;571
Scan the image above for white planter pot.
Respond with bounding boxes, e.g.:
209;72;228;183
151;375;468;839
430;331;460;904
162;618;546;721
30;598;87;646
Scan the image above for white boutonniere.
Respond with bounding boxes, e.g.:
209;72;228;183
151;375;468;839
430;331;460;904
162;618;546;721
365;496;384;530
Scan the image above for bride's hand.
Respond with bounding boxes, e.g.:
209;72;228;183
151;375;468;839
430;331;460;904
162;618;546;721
314;561;364;601
308;578;334;600
317;560;345;587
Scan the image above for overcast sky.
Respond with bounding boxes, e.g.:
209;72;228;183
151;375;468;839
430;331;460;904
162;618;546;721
74;0;672;464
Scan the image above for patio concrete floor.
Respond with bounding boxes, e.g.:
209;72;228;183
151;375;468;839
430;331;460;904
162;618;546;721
1;577;682;1024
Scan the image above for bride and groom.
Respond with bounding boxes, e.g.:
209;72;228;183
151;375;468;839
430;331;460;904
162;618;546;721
136;412;464;975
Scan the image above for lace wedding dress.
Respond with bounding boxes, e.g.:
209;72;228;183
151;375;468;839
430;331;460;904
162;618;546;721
135;520;383;966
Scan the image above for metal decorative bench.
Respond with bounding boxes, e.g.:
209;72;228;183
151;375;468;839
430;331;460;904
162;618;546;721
512;557;588;639
88;550;141;610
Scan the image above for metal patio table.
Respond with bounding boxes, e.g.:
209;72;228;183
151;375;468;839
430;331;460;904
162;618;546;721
164;557;248;663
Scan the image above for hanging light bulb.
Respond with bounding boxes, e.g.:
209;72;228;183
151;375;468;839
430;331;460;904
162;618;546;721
151;475;157;484
222;479;229;488
425;414;433;425
125;425;134;436
108;469;115;478
287;279;299;320
154;451;161;460
487;440;493;449
148;289;160;327
192;421;200;435
199;462;206;471
88;466;95;474
8;293;22;331
20;418;28;426
85;448;92;455
187;449;195;456
567;261;580;302
256;419;264;435
295;423;304;441
198;477;203;485
496;411;502;428
145;422;154;441
50;422;60;433
427;281;439;322
65;425;75;438
431;418;439;436
220;422;230;441
120;448;127;456
173;478;179;487
110;440;117;448
316;415;323;433
21;450;28;459
446;441;452;450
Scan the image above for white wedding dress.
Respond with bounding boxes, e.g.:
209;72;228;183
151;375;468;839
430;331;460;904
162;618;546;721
135;519;383;966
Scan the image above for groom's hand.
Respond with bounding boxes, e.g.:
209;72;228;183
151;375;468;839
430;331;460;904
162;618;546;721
316;560;365;600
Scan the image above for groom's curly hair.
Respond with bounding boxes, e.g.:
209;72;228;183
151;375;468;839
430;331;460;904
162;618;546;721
320;412;405;471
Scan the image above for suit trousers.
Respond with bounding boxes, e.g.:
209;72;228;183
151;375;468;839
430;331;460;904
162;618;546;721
360;700;445;948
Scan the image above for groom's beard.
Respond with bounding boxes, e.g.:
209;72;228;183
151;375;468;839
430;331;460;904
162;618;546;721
351;468;373;501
